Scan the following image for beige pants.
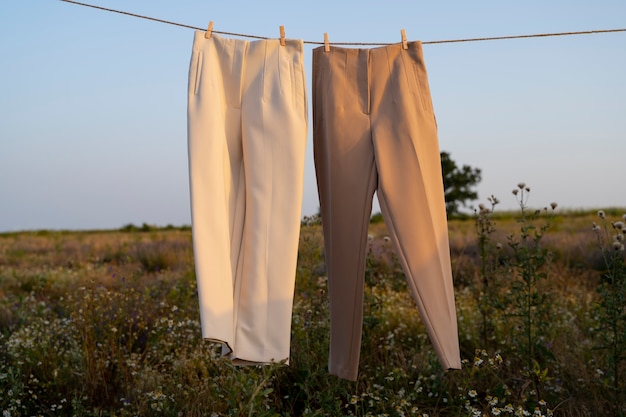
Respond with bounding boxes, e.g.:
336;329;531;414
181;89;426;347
187;32;307;364
313;41;461;380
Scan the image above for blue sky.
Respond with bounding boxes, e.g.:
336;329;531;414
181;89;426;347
1;0;625;231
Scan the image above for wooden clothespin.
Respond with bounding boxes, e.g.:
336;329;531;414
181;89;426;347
205;21;214;39
401;29;408;50
280;25;286;46
324;32;330;52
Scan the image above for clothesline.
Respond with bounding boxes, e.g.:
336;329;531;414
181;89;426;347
59;0;626;46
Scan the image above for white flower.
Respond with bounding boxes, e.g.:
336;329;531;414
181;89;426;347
468;389;477;398
550;202;557;210
598;210;606;219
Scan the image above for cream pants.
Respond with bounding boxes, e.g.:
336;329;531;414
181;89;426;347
187;31;307;364
313;41;461;380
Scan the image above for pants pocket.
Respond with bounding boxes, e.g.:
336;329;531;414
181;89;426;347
191;50;203;96
292;59;307;119
411;61;435;116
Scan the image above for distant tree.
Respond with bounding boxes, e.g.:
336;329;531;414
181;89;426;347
440;151;482;217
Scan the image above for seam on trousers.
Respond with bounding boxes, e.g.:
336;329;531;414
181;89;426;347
350;147;377;369
262;41;272;362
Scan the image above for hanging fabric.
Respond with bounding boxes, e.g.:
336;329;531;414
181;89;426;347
187;29;308;365
312;37;461;381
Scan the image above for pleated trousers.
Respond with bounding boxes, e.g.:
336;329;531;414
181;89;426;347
312;41;461;380
187;31;307;364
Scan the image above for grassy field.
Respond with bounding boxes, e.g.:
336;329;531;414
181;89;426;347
1;201;625;416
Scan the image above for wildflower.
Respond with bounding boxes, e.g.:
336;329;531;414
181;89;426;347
592;222;601;232
517;182;526;189
468;389;477;398
612;221;625;230
383;236;391;243
538;400;547;406
492;408;502;416
496;242;503;250
512;189;519;196
550;202;557;210
368;234;374;242
488;195;500;205
612;241;624;251
598;210;606;219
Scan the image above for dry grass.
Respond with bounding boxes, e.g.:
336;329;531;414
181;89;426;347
0;210;624;416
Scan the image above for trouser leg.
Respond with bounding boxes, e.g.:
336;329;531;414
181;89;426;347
370;42;461;371
313;47;377;381
187;32;247;355
235;38;308;364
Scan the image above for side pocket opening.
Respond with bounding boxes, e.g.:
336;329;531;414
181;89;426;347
193;50;204;96
412;62;434;116
293;59;307;120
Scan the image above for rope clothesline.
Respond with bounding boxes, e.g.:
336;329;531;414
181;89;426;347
59;0;626;46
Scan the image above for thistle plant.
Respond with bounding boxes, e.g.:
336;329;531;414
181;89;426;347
591;210;626;413
473;195;503;350
500;183;557;402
